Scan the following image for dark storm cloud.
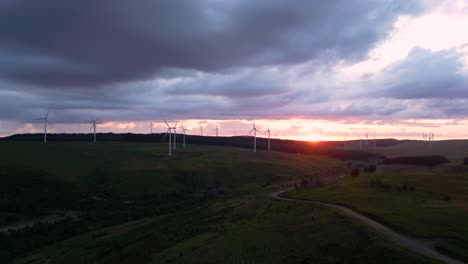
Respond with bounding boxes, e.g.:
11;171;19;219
378;47;468;99
0;0;421;88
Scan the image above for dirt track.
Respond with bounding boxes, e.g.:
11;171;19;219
271;189;464;264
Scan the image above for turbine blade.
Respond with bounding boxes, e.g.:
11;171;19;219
164;120;169;127
162;129;170;141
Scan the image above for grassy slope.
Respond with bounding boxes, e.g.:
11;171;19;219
285;166;468;261
0;142;436;263
15;192;434;264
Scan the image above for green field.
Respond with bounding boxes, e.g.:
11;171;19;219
285;163;468;262
0;141;437;263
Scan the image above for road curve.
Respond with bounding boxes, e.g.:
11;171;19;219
271;189;464;264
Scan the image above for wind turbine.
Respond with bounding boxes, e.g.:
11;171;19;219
373;132;376;150
173;125;178;150
180;125;187;148
365;131;369;149
265;124;271;152
90;119;98;143
199;124;203;136
35;109;51;143
164;120;178;155
148;121;154;134
215;125;219;137
249;121;260;153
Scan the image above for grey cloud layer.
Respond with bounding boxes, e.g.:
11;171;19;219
0;0;420;87
378;47;468;99
3;0;466;129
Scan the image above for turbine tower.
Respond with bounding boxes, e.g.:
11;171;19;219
249;121;260;153
199;124;203;136
173;125;178;150
164;120;178;156
216;125;219;137
373;132;376;150
365;131;369;149
148;121;154;134
90;119;98;143
35;109;51;143
265;124;271;152
180;125;187;148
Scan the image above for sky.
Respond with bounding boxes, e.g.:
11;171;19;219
1;0;468;141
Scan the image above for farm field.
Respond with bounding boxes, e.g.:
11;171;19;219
285;163;468;262
0;141;435;263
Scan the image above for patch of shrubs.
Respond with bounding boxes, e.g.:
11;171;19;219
464;156;468;165
440;193;451;201
383;155;449;166
363;164;377;173
369;177;415;192
351;168;360;177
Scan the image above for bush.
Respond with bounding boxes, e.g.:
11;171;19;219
383;155;449;166
364;164;377;172
351;168;360;177
464;157;468;165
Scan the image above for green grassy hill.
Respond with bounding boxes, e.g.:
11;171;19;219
286;164;468;262
0;142;435;263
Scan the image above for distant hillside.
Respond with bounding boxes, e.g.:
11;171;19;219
1;133;386;161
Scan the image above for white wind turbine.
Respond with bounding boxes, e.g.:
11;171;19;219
265;124;271;152
180;125;187;148
249;121;261;153
35;109;51;143
163;120;178;156
199;124;204;136
373;132;376;150
148;121;154;134
90;119;98;143
173;125;178;150
365;131;369;149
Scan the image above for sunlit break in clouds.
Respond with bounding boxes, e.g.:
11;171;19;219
1;0;468;140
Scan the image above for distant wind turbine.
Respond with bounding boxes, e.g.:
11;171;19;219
90;119;98;143
215;125;219;137
148;121;154;134
265;124;271;152
173;124;178;150
373;132;376;150
164;120;178;156
180;125;187;148
199;124;203;136
249;121;260;153
365;131;369;149
35;109;51;143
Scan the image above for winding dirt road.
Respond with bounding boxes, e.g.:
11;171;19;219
271;189;464;264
